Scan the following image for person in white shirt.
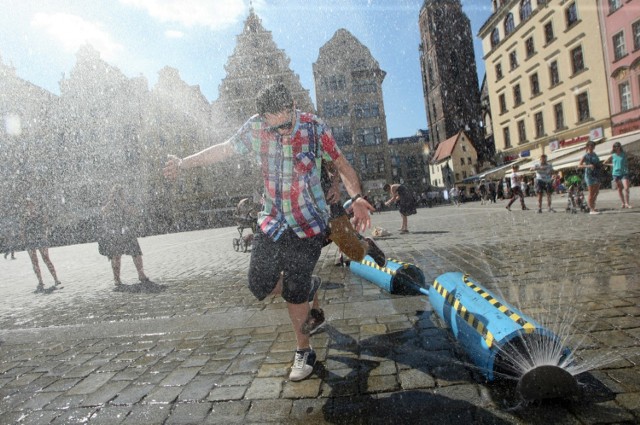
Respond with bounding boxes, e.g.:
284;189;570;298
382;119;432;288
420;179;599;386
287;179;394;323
506;164;529;211
531;154;555;213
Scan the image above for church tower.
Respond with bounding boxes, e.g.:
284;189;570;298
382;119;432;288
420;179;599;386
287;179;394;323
418;0;486;162
211;7;314;139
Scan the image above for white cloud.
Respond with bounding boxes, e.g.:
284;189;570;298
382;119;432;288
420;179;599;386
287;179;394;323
31;12;123;61
120;0;246;30
165;29;184;39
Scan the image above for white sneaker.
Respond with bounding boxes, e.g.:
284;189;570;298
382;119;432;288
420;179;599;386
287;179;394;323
289;349;316;381
589;210;601;215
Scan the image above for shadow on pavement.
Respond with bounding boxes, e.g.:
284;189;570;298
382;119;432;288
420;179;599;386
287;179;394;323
113;281;167;293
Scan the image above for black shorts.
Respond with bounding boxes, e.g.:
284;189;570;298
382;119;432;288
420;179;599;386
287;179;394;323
535;180;554;194
248;228;324;304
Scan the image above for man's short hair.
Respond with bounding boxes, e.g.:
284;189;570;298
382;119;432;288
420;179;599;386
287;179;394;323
256;83;294;115
383;183;391;192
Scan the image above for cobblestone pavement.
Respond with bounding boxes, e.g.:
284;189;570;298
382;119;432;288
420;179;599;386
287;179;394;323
1;188;639;424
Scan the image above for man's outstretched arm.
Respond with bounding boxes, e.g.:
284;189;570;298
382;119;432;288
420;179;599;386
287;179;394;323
163;141;235;180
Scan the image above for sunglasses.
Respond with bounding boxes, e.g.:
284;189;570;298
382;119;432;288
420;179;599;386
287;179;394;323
268;120;293;132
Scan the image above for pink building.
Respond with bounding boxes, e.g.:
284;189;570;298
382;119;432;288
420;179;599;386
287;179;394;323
599;0;640;136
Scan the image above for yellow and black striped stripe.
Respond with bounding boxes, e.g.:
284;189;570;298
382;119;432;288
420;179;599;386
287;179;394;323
432;279;495;348
462;275;535;333
360;258;408;276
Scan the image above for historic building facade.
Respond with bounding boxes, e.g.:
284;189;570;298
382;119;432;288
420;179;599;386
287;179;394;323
313;28;391;194
429;131;478;189
479;0;612;160
418;0;486;162
598;0;640;137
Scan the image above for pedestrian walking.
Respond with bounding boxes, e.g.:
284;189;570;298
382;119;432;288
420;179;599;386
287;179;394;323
607;141;632;209
99;184;152;287
578;140;602;215
2;222;17;260
450;186;460;206
531;154;555;213
505;165;528;211
21;199;61;292
163;83;374;382
383;183;417;233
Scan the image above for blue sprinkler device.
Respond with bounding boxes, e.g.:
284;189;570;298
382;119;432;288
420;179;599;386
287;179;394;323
349;255;427;296
429;271;572;384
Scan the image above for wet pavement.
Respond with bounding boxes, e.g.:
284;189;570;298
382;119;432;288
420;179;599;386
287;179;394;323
1;188;639;424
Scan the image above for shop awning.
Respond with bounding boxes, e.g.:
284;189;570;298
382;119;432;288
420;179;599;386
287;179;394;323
552;130;640;169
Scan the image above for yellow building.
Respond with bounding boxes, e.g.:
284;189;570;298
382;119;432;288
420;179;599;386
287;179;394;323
479;0;611;161
430;131;478;188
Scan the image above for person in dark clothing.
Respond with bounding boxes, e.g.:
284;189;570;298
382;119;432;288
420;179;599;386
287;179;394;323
383;183;417;233
22;199;61;292
100;184;151;287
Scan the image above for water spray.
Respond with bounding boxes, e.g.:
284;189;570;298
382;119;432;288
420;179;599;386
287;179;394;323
350;259;579;401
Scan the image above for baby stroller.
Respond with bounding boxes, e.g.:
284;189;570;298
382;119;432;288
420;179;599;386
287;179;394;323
565;177;588;213
232;198;260;252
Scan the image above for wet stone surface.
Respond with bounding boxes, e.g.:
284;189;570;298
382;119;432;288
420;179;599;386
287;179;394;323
1;188;640;423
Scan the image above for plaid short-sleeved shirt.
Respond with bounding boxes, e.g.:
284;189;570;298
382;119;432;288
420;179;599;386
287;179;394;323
229;111;342;241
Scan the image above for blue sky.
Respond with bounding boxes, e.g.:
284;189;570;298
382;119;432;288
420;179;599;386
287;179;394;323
0;0;493;139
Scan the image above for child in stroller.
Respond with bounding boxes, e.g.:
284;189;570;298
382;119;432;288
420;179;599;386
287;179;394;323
232;197;261;252
565;176;588;213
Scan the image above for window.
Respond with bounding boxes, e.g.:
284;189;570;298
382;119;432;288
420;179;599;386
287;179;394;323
609;0;621;13
499;94;507;114
504;13;515;36
513;84;522;105
520;0;532;21
491;28;500;47
517;120;527;144
565;3;578;29
323;100;349;117
331;126;352;146
534;112;545;138
322;75;346;91
354;103;379;119
576;92;590;122
509;51;519;70
503;127;512;148
525;37;535;58
356;127;382;145
460;158;465;166
619;81;632;111
544;22;554;44
495;63;503;80
549;60;560;86
353;79;377;93
554;103;565;130
613;32;626;61
530;73;540;96
571;46;584;74
467;157;472;165
634;21;640;51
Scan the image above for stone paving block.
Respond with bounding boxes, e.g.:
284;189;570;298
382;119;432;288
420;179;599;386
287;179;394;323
245;399;293;423
571;399;636;424
86;405;131;424
145;385;182;404
159;367;201;387
165;402;213;424
399;368;436;390
50;406;97;424
16;409;62;425
18;390;64;410
205;400;251;424
121;403;171;424
111;383;156;405
177;375;218;402
244;377;283;399
281;377;322;399
207;385;247;401
67;371;116;395
81;380;130;406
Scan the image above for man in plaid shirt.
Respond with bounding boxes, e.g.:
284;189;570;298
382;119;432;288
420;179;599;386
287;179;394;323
164;83;374;381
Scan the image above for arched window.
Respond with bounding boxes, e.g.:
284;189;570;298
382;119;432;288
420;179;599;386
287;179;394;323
504;13;515;35
520;0;532;21
491;28;500;47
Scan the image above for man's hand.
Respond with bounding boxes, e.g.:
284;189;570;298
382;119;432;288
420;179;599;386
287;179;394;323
350;198;374;233
163;155;182;180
